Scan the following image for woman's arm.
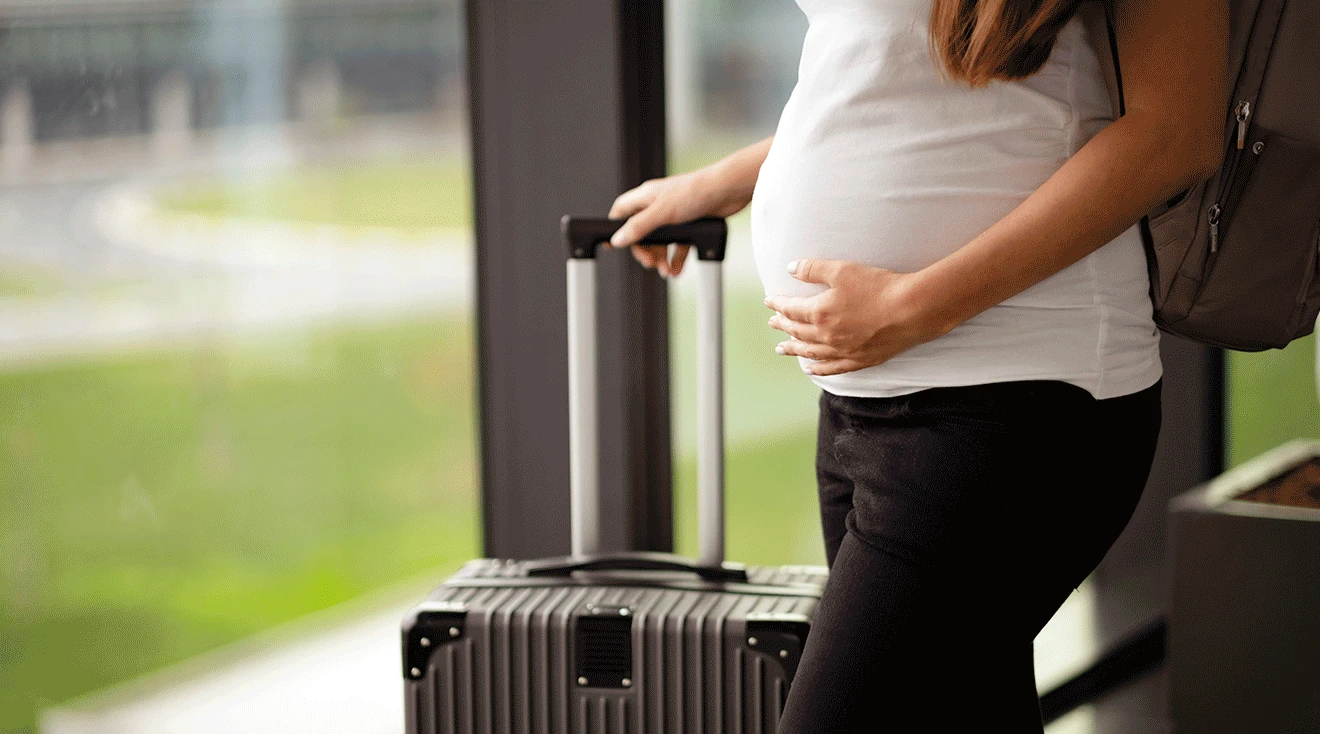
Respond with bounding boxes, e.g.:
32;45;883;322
768;0;1229;376
608;136;773;276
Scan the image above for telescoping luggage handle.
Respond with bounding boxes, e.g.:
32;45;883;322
536;215;744;582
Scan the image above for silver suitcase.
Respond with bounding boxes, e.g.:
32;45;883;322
402;216;827;734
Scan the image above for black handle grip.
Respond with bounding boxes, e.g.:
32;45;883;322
524;551;749;583
562;216;727;262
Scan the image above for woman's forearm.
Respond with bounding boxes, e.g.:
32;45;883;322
767;106;1223;376
903;0;1227;338
700;136;774;216
904;111;1219;337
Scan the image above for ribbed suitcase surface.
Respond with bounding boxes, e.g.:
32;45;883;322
404;218;825;733
403;560;827;734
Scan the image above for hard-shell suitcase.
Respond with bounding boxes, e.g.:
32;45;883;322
401;216;828;734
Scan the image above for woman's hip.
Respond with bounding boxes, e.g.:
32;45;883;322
816;379;1161;592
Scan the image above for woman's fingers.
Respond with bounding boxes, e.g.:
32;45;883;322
806;359;869;376
609;182;669;255
764;295;817;325
787;258;848;286
775;337;879;374
668;245;691;277
605;174;702;277
608;181;657;220
768;313;822;342
629;244;690;278
611;201;673;248
775;339;839;360
631;245;668;273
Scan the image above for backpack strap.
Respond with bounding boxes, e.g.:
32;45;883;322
1102;1;1126;116
1080;1;1157;280
1080;0;1125;119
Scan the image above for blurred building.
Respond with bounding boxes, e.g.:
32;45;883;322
693;0;804;133
0;0;463;149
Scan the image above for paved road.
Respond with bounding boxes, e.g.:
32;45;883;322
42;599;418;734
0;162;773;372
0;173;472;369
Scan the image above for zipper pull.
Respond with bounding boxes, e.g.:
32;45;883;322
1208;203;1221;253
1236;101;1252;150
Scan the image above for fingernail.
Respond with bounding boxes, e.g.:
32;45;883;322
786;260;799;275
763;298;772;307
775;343;787;355
610;232;624;246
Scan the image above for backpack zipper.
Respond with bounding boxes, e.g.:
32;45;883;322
1209;204;1221;253
1207;100;1255;253
1235;100;1251;150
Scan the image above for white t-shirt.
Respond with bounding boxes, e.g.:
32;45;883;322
750;0;1161;400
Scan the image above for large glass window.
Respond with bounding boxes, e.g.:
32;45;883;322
664;0;820;566
1228;336;1320;466
0;2;475;730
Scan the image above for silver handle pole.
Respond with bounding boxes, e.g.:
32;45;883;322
567;258;599;557
695;259;724;567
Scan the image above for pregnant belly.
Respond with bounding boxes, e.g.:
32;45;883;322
750;136;1066;300
751;188;1028;302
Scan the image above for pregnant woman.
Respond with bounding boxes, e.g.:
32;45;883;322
610;0;1225;729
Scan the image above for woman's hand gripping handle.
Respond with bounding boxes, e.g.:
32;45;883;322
607;137;773;277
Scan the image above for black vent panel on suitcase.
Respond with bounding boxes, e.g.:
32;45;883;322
575;609;634;689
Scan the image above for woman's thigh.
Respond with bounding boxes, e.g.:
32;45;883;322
823;381;1158;621
815;390;855;568
781;382;1161;732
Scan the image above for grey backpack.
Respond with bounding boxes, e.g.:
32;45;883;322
1083;0;1320;351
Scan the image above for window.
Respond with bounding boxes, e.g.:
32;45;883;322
0;2;476;729
665;0;821;566
1228;336;1320;466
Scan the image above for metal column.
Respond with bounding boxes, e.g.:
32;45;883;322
469;0;671;558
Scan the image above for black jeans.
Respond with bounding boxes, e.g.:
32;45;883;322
777;380;1162;733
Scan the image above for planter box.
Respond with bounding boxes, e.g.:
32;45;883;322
1169;440;1320;733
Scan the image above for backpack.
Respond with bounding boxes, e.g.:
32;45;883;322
1081;0;1320;351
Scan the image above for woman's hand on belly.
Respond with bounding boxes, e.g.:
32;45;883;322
765;258;940;376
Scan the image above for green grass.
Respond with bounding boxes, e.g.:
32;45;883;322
1227;333;1320;467
0;318;479;731
671;285;826;566
669;133;769;177
670;283;822;455
0;268;60;299
158;157;472;233
675;429;823;566
155;141;752;236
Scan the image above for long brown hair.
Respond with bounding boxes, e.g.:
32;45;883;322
931;0;1086;87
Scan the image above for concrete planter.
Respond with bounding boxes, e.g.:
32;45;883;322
1169;440;1320;733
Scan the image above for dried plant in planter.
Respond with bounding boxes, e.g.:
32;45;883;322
1237;458;1320;510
